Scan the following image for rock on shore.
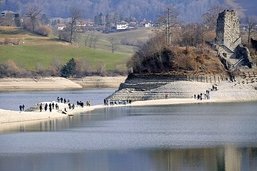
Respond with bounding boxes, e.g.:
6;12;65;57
105;71;257;103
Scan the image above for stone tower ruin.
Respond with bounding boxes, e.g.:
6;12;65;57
216;10;241;51
215;10;254;71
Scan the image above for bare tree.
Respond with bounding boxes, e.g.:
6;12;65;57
156;6;179;45
69;7;82;44
202;5;225;31
85;32;99;48
25;4;42;33
246;16;257;44
109;37;117;53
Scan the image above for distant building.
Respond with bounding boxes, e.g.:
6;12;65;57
144;23;153;28
116;21;129;31
57;24;66;31
0;10;20;26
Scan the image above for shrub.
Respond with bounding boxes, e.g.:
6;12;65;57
58;30;71;42
35;25;52;36
0;60;31;77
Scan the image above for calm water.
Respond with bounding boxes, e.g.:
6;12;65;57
0;90;257;171
0;89;115;110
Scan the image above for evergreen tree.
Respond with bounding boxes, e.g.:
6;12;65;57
60;58;76;78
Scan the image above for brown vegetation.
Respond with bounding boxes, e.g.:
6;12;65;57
35;25;52;36
0;60;28;77
128;31;226;75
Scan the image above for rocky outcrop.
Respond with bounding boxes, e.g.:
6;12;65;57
105;73;228;103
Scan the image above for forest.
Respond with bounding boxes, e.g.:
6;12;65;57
1;0;256;22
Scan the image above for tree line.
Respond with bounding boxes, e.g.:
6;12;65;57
0;58;127;78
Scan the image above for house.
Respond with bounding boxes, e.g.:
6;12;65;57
57;24;66;31
144;22;153;28
116;21;129;31
0;10;20;26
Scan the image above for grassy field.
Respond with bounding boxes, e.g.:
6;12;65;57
77;28;153;54
0;27;153;72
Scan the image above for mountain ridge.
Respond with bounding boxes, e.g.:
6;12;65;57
0;0;256;22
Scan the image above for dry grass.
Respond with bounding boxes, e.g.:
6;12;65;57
129;45;226;75
172;46;226;74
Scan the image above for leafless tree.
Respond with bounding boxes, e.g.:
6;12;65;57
69;7;82;44
156;6;180;45
202;5;225;31
246;16;257;44
85;32;99;48
25;4;42;33
109;37;117;53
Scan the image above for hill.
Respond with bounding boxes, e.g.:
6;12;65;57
0;27;152;76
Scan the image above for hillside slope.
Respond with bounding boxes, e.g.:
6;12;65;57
0;27;141;73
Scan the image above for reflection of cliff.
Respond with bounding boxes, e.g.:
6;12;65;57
151;148;224;171
225;146;242;171
154;146;254;171
166;149;221;171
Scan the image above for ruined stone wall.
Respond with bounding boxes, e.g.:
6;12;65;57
216;10;241;50
216;9;254;70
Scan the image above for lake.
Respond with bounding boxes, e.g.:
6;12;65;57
0;89;115;110
0;90;257;171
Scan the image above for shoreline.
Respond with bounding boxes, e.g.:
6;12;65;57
0;79;257;132
0;76;126;92
0;103;105;132
1;96;257;132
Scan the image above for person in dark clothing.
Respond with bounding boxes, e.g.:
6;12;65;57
44;103;48;111
55;104;59;110
49;105;52;112
39;104;43;112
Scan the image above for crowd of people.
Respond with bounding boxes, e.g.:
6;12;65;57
18;83;220;113
39;103;59;112
104;99;132;106
17;97;92;114
30;97;93;114
193;84;218;100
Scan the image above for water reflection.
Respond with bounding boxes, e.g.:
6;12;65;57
1;146;257;171
0;89;115;110
1;102;257;171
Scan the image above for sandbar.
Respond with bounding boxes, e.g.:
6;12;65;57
0;80;256;132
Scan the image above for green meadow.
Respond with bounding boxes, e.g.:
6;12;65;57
0;27;153;72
